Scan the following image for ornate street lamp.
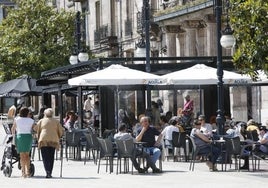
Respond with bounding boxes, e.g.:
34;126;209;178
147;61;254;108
220;0;235;49
220;24;235;49
69;9;89;130
215;0;235;135
135;0;151;110
69;11;89;65
143;0;152;110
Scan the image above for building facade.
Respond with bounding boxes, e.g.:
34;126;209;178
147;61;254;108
57;0;254;123
39;0;268;126
1;0;267;127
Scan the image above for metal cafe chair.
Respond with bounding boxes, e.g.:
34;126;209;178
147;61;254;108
162;139;173;161
97;137;115;173
172;131;188;162
65;130;86;160
223;137;241;171
83;132;99;165
246;130;259;142
115;139;135;174
218;136;255;171
187;135;211;171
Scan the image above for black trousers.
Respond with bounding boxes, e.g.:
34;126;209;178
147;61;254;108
40;146;55;175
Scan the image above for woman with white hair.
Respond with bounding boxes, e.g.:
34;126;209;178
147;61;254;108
35;108;63;178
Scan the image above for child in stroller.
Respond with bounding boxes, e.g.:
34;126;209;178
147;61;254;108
1;124;35;177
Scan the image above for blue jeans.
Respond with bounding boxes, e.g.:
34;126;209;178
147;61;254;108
199;145;220;164
144;147;161;164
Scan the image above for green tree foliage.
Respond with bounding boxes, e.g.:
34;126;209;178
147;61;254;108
230;0;268;79
0;0;76;81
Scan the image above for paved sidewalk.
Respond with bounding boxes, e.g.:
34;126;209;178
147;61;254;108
1;123;268;188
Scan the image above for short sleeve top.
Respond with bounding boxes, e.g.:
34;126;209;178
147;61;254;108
15;117;34;134
138;126;160;147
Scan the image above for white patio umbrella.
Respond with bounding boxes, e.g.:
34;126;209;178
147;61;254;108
68;64;164;86
162;64;251;85
253;70;268;84
68;64;164;133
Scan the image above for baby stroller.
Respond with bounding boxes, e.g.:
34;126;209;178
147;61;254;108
1;123;35;177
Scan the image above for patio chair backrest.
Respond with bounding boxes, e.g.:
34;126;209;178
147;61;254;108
65;130;85;147
97;137;114;157
172;131;186;148
115;139;135;158
246;130;259;141
187;136;197;154
84;132;99;150
224;136;241;156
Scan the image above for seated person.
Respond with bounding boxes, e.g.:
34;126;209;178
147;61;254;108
63;111;75;125
136;116;162;173
253;126;268;155
132;114;144;137
114;123;161;173
198;115;213;138
246;119;260;141
246;119;259;132
156;116;179;149
190;119;220;171
224;120;244;140
64;112;78;131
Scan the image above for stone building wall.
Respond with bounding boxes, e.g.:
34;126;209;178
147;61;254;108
56;0;268;124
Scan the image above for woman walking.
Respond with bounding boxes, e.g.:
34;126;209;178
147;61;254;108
11;107;35;178
35;108;63;178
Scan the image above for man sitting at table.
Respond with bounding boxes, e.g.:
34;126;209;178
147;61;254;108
136;116;162;173
114;123;161;173
190;119;220;171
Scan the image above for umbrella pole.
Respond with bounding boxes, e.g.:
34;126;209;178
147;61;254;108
115;86;119;130
199;85;202;115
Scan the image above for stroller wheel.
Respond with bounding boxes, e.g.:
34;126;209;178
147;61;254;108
3;166;12;177
18;161;21;170
29;163;35;177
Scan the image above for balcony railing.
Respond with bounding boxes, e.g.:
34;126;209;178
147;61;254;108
94;25;118;46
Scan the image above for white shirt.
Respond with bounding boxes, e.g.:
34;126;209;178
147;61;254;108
15;117;34;134
114;132;134;141
161;125;179;141
260;132;268;153
200;123;213;137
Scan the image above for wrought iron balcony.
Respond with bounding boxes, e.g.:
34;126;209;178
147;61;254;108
94;25;118;47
